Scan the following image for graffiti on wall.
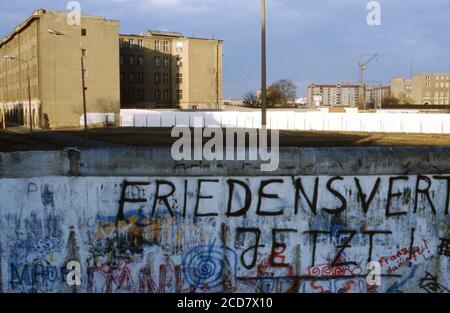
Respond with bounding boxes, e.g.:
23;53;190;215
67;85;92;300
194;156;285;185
0;175;449;293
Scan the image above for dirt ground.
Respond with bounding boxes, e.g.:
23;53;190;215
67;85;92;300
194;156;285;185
1;127;450;152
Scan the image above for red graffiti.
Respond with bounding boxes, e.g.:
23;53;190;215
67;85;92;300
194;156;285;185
139;264;182;293
88;260;134;293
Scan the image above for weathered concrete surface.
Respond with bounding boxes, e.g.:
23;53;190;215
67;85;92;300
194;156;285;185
0;147;449;293
2;146;450;178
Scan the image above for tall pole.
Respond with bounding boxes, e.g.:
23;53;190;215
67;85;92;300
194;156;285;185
26;61;32;135
261;0;267;126
80;50;88;145
1;56;5;129
47;30;89;145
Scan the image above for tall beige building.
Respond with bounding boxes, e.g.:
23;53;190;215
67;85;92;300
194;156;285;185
391;73;450;105
119;31;223;110
0;9;120;128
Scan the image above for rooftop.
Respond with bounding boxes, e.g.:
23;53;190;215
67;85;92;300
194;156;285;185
0;9;119;48
148;30;183;38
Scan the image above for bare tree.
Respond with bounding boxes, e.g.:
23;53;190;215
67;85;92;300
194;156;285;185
243;90;258;106
398;92;414;105
268;80;297;106
381;96;400;106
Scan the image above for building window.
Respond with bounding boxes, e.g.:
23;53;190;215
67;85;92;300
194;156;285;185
164;89;169;101
177;89;183;100
139;72;144;84
138;55;144;66
138;39;143;49
129;38;134;48
176;57;183;67
119;38;124;48
163;41;169;51
138;89;144;101
155;41;160;51
176;42;183;52
129;72;135;83
154;56;160;67
129;89;135;101
155;89;161;101
129;55;135;66
81;49;87;57
81;29;87;36
155;73;160;84
164;73;169;84
176;73;183;84
164;57;169;68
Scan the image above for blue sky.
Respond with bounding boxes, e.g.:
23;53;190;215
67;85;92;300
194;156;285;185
1;0;449;98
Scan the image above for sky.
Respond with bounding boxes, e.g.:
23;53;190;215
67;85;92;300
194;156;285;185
1;0;449;99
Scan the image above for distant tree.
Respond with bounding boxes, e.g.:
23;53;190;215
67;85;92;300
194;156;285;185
397;92;414;105
381;96;400;106
267;80;297;106
242;90;258;106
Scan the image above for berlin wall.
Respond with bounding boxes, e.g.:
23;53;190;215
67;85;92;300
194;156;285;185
0;147;449;293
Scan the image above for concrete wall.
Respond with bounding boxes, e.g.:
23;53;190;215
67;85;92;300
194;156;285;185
120;110;450;134
0;147;449;293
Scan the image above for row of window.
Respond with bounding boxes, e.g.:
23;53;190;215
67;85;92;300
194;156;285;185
425;75;450;81
424;91;450;98
124;88;183;101
121;72;183;84
120;55;183;68
1;85;39;100
120;38;184;52
425;82;450;88
0;71;39;86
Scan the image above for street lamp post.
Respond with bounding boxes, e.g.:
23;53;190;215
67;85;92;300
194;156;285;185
80;50;88;142
261;0;267;127
4;55;32;135
1;55;6;129
47;29;88;145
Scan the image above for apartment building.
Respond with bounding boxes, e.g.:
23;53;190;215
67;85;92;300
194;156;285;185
0;9;121;128
391;73;450;105
119;31;222;110
366;85;390;108
306;84;361;107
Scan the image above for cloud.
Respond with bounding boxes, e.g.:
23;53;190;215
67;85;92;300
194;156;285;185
146;0;182;8
0;0;448;98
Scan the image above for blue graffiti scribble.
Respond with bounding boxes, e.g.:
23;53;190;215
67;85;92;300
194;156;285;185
182;240;237;290
386;264;418;293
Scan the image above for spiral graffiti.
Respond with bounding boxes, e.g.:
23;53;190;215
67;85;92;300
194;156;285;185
182;244;237;289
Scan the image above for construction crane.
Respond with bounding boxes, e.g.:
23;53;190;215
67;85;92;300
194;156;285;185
358;54;378;109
